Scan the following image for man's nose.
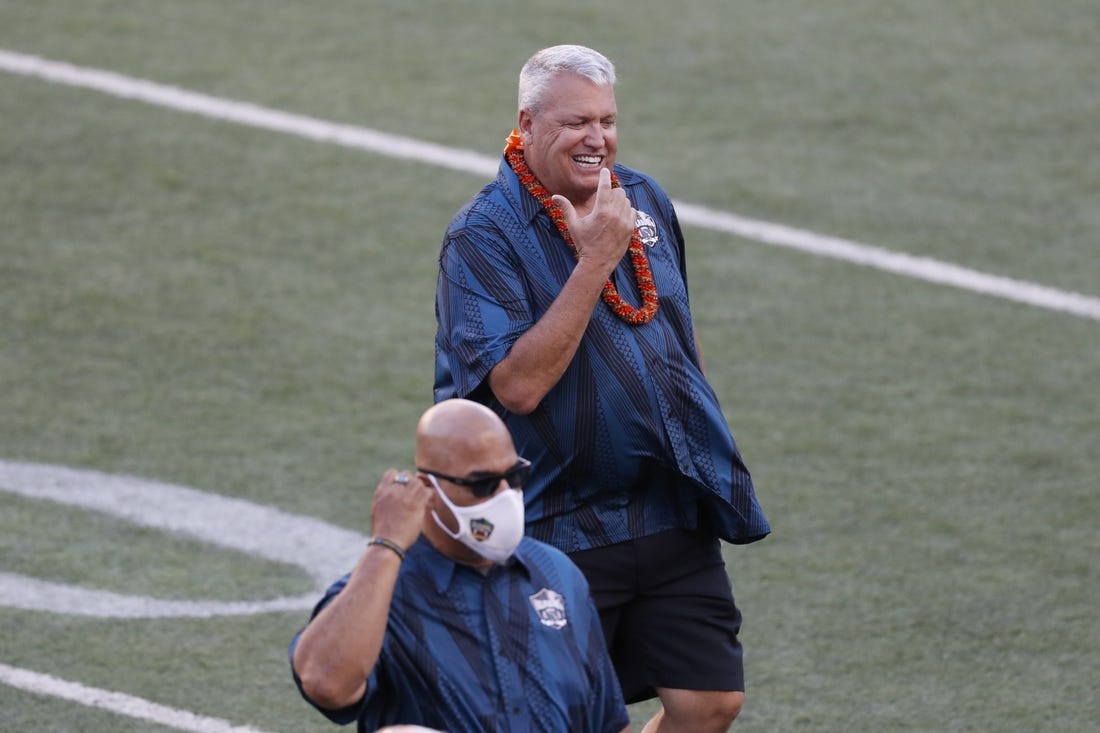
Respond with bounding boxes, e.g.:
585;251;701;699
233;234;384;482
582;122;605;147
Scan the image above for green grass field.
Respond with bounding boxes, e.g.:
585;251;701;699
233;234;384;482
2;2;1098;731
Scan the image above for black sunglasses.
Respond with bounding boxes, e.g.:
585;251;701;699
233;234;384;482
417;457;531;498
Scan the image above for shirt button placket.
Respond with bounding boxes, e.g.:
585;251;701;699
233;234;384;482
484;572;525;732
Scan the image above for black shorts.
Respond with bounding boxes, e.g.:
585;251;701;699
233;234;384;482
568;528;744;704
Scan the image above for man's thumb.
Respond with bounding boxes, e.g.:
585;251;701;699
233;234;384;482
551;194;577;224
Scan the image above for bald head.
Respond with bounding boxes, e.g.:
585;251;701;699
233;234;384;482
415;399;516;475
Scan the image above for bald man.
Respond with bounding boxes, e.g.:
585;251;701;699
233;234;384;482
290;399;630;733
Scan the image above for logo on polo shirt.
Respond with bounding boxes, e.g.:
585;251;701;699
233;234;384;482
635;210;659;247
529;588;567;629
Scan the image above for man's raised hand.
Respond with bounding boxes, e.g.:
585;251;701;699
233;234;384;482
551;167;634;276
370;468;431;550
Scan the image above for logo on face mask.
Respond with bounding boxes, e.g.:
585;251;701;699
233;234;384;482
469;517;494;541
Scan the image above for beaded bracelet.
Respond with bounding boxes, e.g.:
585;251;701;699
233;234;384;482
367;536;407;562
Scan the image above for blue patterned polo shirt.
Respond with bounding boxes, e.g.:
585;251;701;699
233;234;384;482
434;157;770;552
290;536;629;733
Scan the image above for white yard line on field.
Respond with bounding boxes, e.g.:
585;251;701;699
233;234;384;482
0;460;368;618
0;459;353;724
0;663;276;733
2;48;1098;322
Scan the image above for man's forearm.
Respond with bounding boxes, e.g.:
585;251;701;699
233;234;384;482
488;260;608;414
291;545;402;710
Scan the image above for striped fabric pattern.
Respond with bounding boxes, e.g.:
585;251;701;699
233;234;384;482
434;159;770;551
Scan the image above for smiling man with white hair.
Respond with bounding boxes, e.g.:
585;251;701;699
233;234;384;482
433;44;771;732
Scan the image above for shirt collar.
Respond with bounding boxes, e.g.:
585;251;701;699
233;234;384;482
497;155;544;225
496;155;640;224
412;534;534;595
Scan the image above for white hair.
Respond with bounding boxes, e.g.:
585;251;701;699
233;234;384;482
518;45;617;116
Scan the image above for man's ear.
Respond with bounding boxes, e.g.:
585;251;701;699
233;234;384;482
419;474;442;512
518;109;534;137
416;472;432;494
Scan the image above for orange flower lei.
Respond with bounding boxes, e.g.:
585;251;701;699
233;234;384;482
504;129;658;325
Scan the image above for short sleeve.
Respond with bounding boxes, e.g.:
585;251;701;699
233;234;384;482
287;576;368;725
435;222;534;399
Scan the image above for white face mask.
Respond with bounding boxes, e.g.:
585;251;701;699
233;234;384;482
427;474;525;565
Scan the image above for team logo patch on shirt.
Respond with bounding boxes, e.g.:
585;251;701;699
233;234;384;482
469;517;494;541
529;588;568;629
635;209;659;247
